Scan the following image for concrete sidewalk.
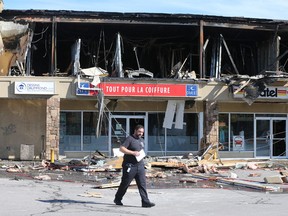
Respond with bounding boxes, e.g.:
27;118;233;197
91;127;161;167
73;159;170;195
1;178;288;216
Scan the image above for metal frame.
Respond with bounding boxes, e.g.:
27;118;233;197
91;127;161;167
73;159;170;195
254;116;287;158
108;114;147;157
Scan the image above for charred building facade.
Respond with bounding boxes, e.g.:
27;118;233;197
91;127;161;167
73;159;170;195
1;9;288;160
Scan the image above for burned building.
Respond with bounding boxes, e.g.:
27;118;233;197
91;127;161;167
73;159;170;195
1;8;288;160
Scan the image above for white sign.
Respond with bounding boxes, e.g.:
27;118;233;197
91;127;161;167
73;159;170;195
15;82;55;95
233;86;288;99
233;136;245;151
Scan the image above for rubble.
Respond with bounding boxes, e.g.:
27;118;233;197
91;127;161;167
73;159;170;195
248;173;261;177
0;20;30;76
6;165;22;173
264;176;284;184
77;191;103;198
1;147;288;192
34;175;51;181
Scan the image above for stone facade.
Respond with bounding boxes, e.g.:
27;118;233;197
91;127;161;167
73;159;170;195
45;97;60;160
204;100;219;145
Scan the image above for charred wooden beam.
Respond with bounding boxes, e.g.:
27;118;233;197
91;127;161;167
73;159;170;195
2;10;285;31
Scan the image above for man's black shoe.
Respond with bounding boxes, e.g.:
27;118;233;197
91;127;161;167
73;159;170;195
142;202;155;208
114;199;123;206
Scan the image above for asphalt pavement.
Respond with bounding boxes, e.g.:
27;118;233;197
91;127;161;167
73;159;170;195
1;177;288;216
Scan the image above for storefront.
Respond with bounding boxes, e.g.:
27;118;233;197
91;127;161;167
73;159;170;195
1;77;288;159
60;80;202;157
60;111;201;157
219;112;287;159
2;9;288;160
217;83;288;159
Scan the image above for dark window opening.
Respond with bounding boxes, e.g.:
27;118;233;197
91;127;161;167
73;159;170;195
28;19;287;78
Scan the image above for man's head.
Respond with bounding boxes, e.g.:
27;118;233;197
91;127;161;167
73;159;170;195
134;124;144;138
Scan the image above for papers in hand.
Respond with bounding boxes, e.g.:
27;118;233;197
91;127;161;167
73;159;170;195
136;149;146;162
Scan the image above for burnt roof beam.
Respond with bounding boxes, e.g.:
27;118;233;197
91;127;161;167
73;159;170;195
10;16;279;31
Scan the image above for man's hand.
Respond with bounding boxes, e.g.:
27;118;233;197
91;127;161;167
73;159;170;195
132;151;140;156
120;146;140;156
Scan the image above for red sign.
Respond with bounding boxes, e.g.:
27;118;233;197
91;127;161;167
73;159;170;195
97;82;197;97
234;137;243;146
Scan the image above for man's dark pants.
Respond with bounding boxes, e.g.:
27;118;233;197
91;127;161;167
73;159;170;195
115;163;150;204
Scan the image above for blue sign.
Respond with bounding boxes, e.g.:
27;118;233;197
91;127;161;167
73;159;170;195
76;83;90;95
186;84;198;97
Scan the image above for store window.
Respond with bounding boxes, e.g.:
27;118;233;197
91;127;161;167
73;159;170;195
219;113;254;151
60;111;108;154
148;113;165;151
219;114;229;151
60;112;81;153
230;114;254;151
83;112;109;152
167;113;198;151
148;113;198;153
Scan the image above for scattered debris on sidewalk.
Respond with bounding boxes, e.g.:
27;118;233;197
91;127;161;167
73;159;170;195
34;175;52;181
78;191;103;198
1;147;288;192
248;173;261;177
6;164;22;173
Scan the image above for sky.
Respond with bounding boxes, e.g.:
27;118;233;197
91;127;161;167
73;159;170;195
3;0;288;20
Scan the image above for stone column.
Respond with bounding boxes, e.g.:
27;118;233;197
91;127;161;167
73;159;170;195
46;97;60;160
204;100;219;145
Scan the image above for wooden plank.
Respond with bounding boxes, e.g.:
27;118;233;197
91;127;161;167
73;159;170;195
179;178;198;183
78;192;103;198
188;173;280;191
105;157;123;170
150;161;184;168
95;180;136;189
217;178;280;191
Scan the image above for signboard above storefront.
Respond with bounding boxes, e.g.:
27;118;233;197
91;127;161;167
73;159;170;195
76;82;198;97
14;81;55;95
233;86;288;99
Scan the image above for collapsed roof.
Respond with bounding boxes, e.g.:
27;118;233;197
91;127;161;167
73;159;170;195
1;9;288;103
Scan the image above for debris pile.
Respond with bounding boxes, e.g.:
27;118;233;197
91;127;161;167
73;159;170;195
1;145;288;192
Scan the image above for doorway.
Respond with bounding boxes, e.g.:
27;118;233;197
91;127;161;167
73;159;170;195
255;117;287;158
108;114;147;156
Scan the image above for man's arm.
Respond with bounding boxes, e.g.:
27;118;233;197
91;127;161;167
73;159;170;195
119;146;140;156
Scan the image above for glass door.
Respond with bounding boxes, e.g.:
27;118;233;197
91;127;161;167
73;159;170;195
255;118;287;158
109;114;146;156
272;119;286;157
110;117;127;156
255;119;270;157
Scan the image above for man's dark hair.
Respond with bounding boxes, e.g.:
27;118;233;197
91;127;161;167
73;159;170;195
135;124;144;130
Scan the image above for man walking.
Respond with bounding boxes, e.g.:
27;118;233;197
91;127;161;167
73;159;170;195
114;124;155;208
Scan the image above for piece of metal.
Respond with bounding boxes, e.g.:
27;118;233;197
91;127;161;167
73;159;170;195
215;36;222;78
50;16;56;75
210;42;216;77
112;33;124;78
199;20;204;78
25;29;34;76
163;100;177;129
175;100;185;129
96;90;104;137
126;68;153;78
175;56;188;78
203;37;210;77
133;47;141;70
220;34;239;75
72;38;81;75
